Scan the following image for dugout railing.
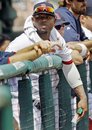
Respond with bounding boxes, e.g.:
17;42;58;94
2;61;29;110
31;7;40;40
0;55;90;130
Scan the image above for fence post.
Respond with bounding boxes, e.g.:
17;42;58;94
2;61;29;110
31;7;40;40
89;61;92;91
76;63;89;130
1;84;14;130
39;72;55;130
57;69;72;130
18;78;34;130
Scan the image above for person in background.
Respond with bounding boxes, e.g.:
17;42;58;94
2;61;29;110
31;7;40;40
80;11;92;40
55;0;88;42
55;0;92;51
55;0;92;83
55;13;70;37
80;0;92;40
0;34;10;51
80;1;92;129
55;14;86;65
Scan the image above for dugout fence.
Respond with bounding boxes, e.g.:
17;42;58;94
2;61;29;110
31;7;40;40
0;55;90;130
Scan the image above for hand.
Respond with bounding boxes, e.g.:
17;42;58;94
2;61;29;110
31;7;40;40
50;41;62;52
33;40;62;54
86;51;92;61
66;42;76;50
34;40;52;54
77;97;87;120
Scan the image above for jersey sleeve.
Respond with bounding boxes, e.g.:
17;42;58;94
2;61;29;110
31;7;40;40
5;33;33;52
52;28;73;64
0;52;14;64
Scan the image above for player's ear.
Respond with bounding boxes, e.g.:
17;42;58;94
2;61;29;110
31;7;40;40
32;16;35;22
53;16;56;27
54;17;56;23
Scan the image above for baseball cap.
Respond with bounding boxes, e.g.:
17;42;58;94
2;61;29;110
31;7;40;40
55;13;69;27
86;0;92;16
33;2;55;17
86;7;92;16
32;0;48;4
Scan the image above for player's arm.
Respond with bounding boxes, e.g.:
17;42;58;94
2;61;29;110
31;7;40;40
62;62;87;119
9;40;62;63
9;49;42;63
54;40;87;119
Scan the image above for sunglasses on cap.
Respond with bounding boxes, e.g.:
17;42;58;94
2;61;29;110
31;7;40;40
34;6;54;14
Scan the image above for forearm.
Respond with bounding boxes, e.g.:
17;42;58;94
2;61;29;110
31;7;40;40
74;85;87;118
67;42;88;58
71;40;92;50
81;40;92;50
73;44;82;53
73;85;87;100
62;61;87;112
62;60;87;117
9;50;42;63
16;44;37;54
71;50;83;65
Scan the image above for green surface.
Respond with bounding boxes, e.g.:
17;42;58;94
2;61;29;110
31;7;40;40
57;69;72;130
18;78;34;130
39;72;55;130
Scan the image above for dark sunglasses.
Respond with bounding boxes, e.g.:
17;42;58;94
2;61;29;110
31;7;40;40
55;24;66;30
55;25;61;30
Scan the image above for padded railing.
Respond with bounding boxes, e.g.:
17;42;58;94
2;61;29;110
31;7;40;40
0;55;89;130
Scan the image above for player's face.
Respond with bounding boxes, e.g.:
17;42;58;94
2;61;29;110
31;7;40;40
32;14;55;36
55;24;66;36
70;0;87;15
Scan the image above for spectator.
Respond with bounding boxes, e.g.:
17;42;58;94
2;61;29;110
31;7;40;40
55;14;86;65
80;2;92;40
0;34;10;51
80;2;92;129
55;0;88;42
55;13;70;37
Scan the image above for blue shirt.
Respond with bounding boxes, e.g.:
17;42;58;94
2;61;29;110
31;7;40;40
55;7;88;42
0;51;14;64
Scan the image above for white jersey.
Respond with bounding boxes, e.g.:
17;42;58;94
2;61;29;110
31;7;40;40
6;15;82;89
6;16;72;62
